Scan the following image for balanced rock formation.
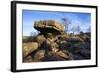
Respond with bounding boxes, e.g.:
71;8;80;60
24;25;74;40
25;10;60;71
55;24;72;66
34;20;64;34
23;20;75;62
23;20;91;62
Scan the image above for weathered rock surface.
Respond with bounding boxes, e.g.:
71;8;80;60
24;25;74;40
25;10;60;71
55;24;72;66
23;42;38;58
34;20;64;34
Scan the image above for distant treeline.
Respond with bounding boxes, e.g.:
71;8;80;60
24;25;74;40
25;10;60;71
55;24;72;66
23;36;36;43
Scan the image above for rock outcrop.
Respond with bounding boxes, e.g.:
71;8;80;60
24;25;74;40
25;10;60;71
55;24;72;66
34;20;64;34
23;20;91;62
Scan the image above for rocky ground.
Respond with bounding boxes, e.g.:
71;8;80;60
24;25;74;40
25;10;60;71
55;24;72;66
22;32;91;62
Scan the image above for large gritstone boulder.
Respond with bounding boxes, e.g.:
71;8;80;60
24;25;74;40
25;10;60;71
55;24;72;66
34;20;64;34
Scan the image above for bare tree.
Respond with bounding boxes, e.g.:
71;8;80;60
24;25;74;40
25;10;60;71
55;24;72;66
61;18;71;33
71;26;75;34
30;31;38;42
76;25;81;33
71;25;81;34
30;31;39;37
30;31;34;37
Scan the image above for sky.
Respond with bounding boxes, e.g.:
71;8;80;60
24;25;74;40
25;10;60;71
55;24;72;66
22;10;91;36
